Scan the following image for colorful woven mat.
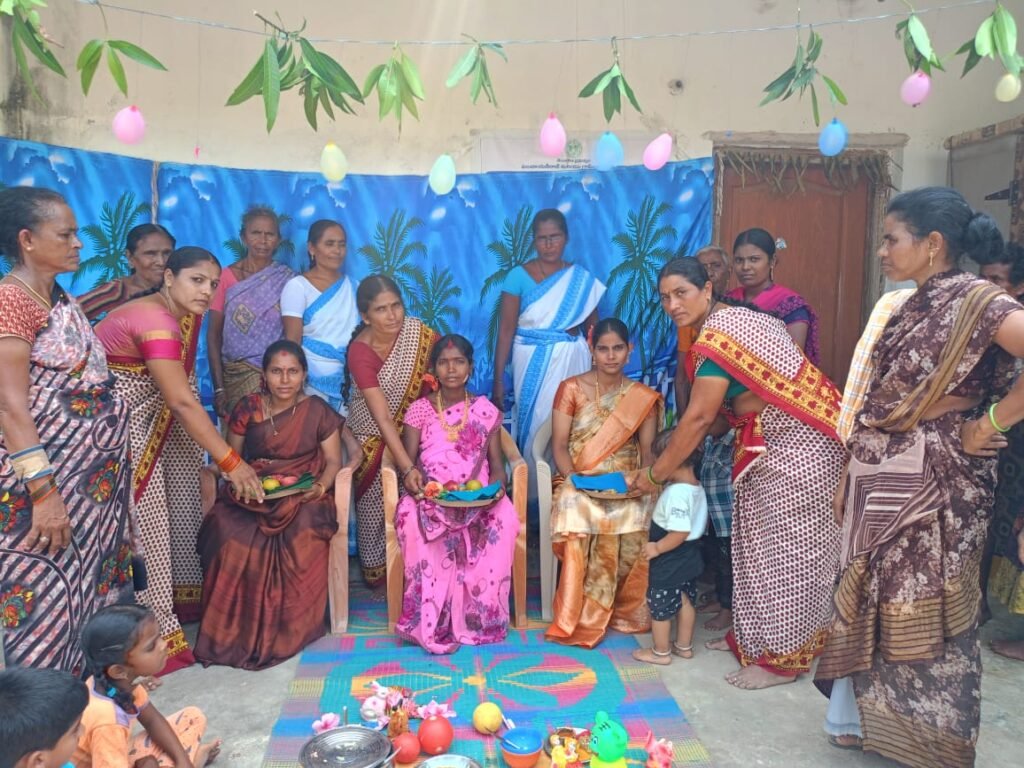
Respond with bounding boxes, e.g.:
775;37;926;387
262;628;712;768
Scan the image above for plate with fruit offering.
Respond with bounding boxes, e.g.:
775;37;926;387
261;471;316;499
544;727;592;765
421;480;504;508
571;471;644;500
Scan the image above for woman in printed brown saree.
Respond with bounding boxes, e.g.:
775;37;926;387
195;340;361;669
630;257;845;690
96;247;262;674
343;275;437;586
815;187;1024;768
0;187;135;673
545;319;662;648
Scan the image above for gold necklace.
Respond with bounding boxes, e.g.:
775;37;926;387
8;273;52;309
435;390;471;442
266;395;298;436
595;375;624;418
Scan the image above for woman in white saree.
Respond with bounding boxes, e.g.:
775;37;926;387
492;209;605;472
282;219;359;412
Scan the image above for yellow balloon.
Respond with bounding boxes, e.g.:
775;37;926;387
472;702;503;734
320;142;349;182
996;73;1022;103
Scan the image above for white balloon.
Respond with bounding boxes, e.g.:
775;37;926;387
995;73;1022;103
319;142;348;182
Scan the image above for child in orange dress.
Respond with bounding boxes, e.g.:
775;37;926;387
74;605;221;768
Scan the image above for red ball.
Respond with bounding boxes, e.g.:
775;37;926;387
417;716;455;755
392;732;421;764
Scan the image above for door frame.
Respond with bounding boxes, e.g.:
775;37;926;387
707;131;905;325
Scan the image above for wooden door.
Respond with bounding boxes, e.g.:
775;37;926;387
718;164;871;386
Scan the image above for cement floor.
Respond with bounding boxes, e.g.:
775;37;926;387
155;598;1024;768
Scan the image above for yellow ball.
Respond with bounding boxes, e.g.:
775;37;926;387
472;702;503;734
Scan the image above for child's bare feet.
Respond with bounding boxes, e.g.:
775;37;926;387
672;642;693;659
195;740;222;768
632;647;672;666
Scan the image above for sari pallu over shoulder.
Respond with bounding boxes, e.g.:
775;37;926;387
685;307;841;481
570;381;662;473
0;296;135;672
300;276;358;409
222;262;294;367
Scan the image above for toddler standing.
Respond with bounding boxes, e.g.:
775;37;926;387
632;429;708;665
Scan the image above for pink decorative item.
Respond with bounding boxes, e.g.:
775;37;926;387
642;133;673;171
112;105;146;144
193;145;201;160
415;699;456;720
312;712;341;735
644;731;673;768
899;71;931;107
539;113;567;157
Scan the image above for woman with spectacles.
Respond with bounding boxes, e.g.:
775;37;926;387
491;209;605;485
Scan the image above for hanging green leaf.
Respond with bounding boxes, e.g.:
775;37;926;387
956;4;1023;78
759;25;843;126
364;45;423;130
578;40;642;122
107;40;167;72
894;13;943;75
76;39;104;95
227;14;364;132
445;35;506;106
106;47;128;97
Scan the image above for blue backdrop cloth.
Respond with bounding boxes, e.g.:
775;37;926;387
0;136;714;409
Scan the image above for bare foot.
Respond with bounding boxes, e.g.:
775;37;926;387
828;734;863;750
672;642;693;659
991;638;1024;661
724;665;796;690
632;647;672;666
698;598;721;614
704;609;733;632
195;740;222;768
705;636;731;652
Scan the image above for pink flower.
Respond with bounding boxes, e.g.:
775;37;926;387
415;699;456;719
644;732;673;768
312;712;341;734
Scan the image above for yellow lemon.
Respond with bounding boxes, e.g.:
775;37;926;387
262;477;281;491
472;702;503;734
465;479;483;491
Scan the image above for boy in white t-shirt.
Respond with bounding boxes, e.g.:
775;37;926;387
632;429;708;666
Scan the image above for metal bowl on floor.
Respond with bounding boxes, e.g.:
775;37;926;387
418;756;483;768
299;725;396;768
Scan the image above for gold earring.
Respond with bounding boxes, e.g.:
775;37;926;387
929;250;936;268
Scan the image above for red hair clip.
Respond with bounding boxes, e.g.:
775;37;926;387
422;373;439;392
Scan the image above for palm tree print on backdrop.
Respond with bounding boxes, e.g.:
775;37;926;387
357;210;428;308
608;195;678;378
72;192;149;290
222;209;296;264
416;266;462;335
480;204;535;356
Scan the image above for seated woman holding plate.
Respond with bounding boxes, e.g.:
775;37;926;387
395;335;520;654
545;318;663;648
195;339;361;670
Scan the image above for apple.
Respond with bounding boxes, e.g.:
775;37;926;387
280;475;299;486
443;481;459;492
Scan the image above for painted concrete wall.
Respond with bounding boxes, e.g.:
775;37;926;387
1;0;1021;186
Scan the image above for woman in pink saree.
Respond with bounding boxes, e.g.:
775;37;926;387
395;335;519;654
726;227;820;364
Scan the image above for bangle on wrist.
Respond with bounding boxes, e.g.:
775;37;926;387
214;387;225;394
989;402;1011;434
217;448;242;473
647;466;665;487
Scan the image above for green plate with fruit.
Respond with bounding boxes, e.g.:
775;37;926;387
261;471;315;499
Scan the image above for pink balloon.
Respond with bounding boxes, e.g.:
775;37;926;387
112;105;146;144
539;113;567;157
899;71;931;107
642;133;673;171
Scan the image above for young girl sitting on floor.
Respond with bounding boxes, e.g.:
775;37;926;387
74;605;221;768
632;429;708;665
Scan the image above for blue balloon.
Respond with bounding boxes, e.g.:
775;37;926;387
818;118;848;157
592;132;624;170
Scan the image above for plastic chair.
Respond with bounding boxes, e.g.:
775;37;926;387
381;428;528;633
531;418;556;621
200;463;355;634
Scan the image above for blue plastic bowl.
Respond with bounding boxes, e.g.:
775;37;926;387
500;728;544;755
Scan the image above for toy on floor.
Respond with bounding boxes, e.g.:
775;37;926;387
550;745;569;768
589;712;628;768
473;702;503;735
644;731;674;768
312;712;340;735
418;715;455;755
387;703;410;737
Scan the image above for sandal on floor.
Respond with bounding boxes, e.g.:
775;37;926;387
828;735;862;751
672;643;694;658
